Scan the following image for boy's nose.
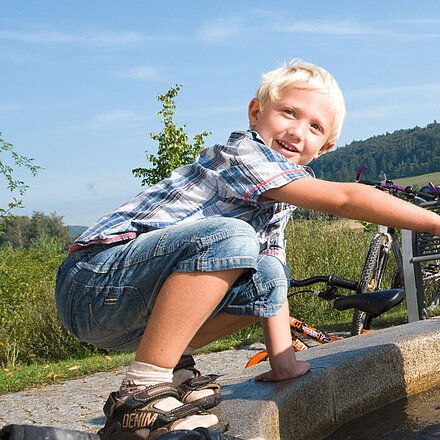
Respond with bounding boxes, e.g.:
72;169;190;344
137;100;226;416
287;120;306;142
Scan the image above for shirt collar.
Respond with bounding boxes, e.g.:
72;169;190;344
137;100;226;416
248;130;266;145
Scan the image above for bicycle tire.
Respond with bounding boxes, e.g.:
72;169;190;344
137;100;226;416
391;268;404;289
421;263;440;317
351;234;389;336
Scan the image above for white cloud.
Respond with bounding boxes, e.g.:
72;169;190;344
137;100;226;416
347;101;439;121
391;19;440;24
347;82;440;98
278;20;377;36
204;105;243;114
198;18;245;42
346;82;440;123
197;17;388;42
0;30;150;45
0;103;20;112
120;66;160;81
92;110;146;125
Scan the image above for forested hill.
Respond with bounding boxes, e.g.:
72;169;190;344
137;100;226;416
311;121;440;182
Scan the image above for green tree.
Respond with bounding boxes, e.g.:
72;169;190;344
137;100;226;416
0;216;31;247
133;85;210;186
28;211;72;248
0;212;71;249
0;132;41;216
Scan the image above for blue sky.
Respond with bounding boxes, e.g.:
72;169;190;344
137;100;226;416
1;0;440;226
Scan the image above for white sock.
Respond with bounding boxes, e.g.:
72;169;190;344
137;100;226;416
123;361;173;387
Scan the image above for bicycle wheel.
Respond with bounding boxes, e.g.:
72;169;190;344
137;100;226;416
421;262;440;318
351;234;390;336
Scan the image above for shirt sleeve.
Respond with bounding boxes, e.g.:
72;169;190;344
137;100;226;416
217;134;314;205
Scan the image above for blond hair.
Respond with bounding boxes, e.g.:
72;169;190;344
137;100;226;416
255;60;346;147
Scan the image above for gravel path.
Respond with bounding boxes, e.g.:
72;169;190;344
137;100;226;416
0;347;265;434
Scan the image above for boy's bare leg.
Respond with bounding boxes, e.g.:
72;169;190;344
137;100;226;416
135;268;245;367
112;269;246;434
190;313;258;348
173;311;258;407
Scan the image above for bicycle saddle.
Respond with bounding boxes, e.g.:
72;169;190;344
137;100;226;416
333;289;405;317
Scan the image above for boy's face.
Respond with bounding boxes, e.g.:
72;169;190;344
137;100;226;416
248;86;335;165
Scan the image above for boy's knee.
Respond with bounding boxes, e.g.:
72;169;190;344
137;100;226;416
257;254;288;280
219;254;289;318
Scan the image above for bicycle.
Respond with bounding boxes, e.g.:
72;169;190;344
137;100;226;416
245;274;405;367
352;166;440;334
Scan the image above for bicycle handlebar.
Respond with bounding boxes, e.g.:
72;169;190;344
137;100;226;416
289;274;358;291
355;165;438;202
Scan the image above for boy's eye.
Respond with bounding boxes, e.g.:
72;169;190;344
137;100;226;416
311;123;323;133
284;109;296;117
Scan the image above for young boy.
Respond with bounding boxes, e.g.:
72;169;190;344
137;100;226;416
55;60;440;439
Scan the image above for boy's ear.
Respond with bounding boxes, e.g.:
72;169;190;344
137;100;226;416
248;99;261;129
318;143;334;157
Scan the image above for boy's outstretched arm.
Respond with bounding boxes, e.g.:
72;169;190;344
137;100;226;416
264;178;440;236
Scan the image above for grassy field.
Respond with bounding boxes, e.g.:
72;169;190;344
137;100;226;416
0;352;135;395
394;171;440;187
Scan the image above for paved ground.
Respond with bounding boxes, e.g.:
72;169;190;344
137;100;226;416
0;345;266;434
1;320;438;440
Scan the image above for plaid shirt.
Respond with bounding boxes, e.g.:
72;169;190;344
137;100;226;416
71;131;314;262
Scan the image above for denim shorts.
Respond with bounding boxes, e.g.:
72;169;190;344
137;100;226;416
55;217;289;351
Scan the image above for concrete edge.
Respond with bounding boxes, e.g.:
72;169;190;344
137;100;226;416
214;318;440;440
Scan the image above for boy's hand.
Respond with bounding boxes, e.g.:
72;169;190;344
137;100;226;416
254;360;310;382
433;221;440;238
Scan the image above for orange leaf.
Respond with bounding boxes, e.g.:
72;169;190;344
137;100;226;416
46;372;62;380
68;365;81;371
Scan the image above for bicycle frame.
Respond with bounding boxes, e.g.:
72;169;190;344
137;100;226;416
245;316;343;368
352;166;440;332
245;274;404;368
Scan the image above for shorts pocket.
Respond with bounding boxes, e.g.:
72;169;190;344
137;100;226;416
71;280;148;345
87;284;146;332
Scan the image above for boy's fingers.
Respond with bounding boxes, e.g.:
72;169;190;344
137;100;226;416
254;370;283;382
254;371;270;382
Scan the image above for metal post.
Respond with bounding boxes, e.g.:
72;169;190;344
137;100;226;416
401;229;421;322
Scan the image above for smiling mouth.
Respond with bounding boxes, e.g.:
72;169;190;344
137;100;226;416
277;140;299;153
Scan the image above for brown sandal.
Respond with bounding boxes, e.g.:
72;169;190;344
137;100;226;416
98;382;228;440
173;355;222;410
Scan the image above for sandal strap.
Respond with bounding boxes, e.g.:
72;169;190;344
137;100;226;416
122;383;207;425
178;375;221;403
125;383;180;409
103;391;120;418
182;374;220;389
